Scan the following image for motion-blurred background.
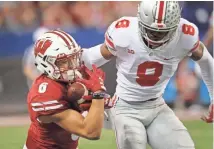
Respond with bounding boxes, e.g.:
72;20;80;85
0;1;213;149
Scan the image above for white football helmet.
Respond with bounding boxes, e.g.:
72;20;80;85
138;1;181;49
34;29;82;82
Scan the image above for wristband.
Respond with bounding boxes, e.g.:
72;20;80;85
92;92;110;100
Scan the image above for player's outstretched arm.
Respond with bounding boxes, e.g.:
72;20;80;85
190;42;213;123
81;43;114;69
81;18;125;69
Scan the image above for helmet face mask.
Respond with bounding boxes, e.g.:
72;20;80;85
138;20;177;47
145;29;169;42
34;29;82;82
54;52;82;82
137;1;181;50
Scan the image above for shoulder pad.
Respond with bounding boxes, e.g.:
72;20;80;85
179;18;200;52
105;17;134;49
29;77;69;117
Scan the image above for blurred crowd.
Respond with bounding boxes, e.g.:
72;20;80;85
0;1;139;32
0;1;213;111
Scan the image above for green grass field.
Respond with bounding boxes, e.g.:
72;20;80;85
0;121;212;149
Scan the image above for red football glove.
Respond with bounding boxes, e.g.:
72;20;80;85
201;104;213;123
79;94;113;110
79;98;113;111
76;64;106;92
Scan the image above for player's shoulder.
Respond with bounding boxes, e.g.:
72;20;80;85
108;16;137;31
177;18;199;51
28;75;67;102
28;75;70;117
178;18;199;34
106;16;138;48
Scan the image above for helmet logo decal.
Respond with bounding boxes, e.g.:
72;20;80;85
34;39;52;56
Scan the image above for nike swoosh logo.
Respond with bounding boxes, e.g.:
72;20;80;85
164;57;175;60
54;48;59;51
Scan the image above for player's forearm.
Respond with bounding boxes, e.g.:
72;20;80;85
81;44;110;69
83;99;104;140
196;44;213;102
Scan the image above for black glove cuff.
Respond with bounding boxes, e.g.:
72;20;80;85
92;92;110;100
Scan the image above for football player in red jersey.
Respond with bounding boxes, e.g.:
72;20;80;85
24;29;109;149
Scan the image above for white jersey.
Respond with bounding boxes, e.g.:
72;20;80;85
105;17;199;101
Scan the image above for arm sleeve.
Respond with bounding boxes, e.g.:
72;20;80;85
196;43;213;103
81;45;110;70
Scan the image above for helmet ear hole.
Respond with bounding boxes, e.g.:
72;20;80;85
43;71;48;75
43;55;47;61
41;63;47;68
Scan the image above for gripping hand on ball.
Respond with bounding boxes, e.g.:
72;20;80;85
76;64;106;92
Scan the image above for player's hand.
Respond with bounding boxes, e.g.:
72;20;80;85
79;98;112;110
201;104;213;123
104;97;115;109
76;64;106;92
79;94;113;110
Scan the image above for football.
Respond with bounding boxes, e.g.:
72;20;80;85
67;82;88;104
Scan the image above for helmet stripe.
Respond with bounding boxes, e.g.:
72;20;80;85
105;32;115;49
156;1;166;24
56;30;76;49
47;31;71;49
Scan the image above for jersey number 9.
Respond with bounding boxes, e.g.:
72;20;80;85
136;62;163;86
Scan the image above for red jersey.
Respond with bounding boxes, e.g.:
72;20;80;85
26;75;78;149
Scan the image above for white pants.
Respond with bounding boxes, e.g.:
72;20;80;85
23;145;27;149
111;97;195;149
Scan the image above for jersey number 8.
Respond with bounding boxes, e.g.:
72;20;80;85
115;19;130;28
182;24;195;36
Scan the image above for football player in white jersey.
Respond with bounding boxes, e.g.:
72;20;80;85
81;1;213;149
